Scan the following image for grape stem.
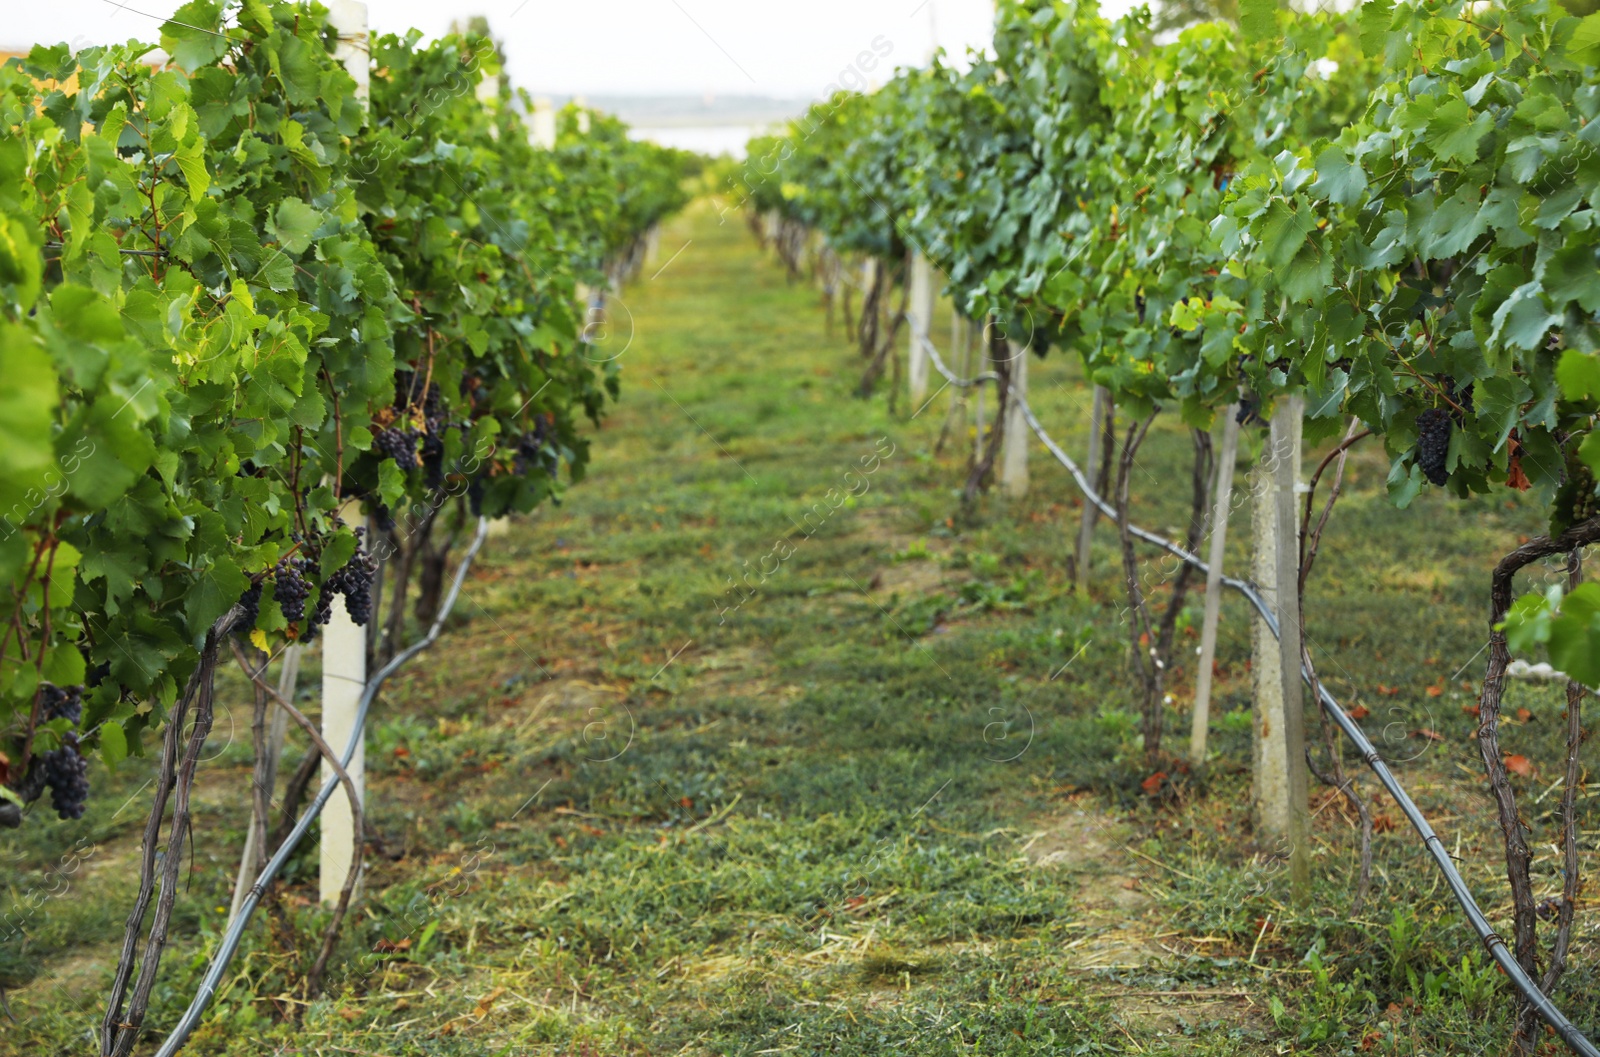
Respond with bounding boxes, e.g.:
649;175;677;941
227;639;363;1000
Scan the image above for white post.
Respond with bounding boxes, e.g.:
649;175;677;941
328;0;369;102
1001;340;1029;497
1251;397;1309;896
1189;406;1241;767
907;252;934;406
322;1;368;909
531;96;557;149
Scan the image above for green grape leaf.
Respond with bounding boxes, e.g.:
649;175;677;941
1557;349;1600;401
172;140;210;200
1309;146;1367;208
100;720;129;769
271;198;322;256
1426;99;1492;166
184;556;248;640
0;323;59;515
1359;0;1395;58
1569;13;1600;67
1240;0;1278;42
160;0;230;73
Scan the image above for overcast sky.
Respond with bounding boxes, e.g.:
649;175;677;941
4;0;1124;97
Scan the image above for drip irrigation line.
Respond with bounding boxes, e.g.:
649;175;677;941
919;333;1599;1056
151;518;491;1057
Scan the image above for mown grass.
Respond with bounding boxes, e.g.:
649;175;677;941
1;198;1596;1056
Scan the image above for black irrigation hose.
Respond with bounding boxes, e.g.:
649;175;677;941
151;518;491;1057
919;334;1599;1056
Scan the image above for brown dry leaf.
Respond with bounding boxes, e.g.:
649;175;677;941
1425;683;1444;698
1141;771;1166;795
1373;814;1397;833
1462;704;1480;717
1412;728;1444;742
1347;705;1370;720
1504;754;1533;778
473;987;507;1019
1507;452;1531;492
373;938;412;953
1377;684;1400;697
1516;707;1533;723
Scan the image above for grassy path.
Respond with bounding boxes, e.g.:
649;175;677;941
4;198;1597;1055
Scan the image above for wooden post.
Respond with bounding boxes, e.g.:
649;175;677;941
1189;406;1241;767
322;0;369;908
973;320;986;463
1001;341;1029;497
943;312;969;441
1251;397;1309;897
1074;385;1108;589
907;252;934;407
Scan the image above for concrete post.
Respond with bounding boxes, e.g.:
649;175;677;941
907;252;934;406
1251;397;1309;897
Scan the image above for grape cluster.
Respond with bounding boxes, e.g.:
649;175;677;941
1442;376;1475;419
40;683;83;725
1235;394;1263;427
396;371;454;487
1415;408;1453;486
374;426;421;472
236;581;263;633
273;556;314;623
18;684;92;820
514;416;559;479
321;536;378;626
39;738;89;820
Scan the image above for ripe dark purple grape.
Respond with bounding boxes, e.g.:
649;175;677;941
272;556;313;623
1416;407;1452;486
40;737;90;820
321;538;379;627
40;683;83;726
237;581;263;632
374;426;421;472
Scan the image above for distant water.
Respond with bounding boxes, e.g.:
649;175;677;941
629;125;762;158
